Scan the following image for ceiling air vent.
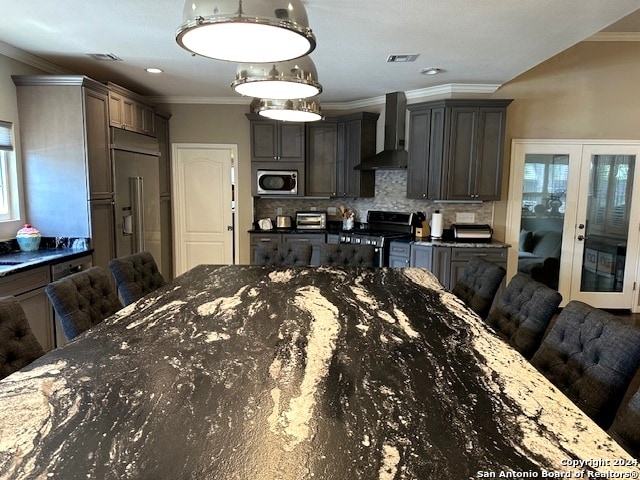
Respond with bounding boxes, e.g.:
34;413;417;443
86;53;122;61
386;54;419;63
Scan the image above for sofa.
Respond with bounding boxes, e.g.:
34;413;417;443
518;229;562;289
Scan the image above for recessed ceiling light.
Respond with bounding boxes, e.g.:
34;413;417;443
420;67;442;75
146;68;163;74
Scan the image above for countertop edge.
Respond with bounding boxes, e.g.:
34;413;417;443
0;248;94;278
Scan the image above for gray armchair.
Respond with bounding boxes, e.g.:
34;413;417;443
318;244;375;267
0;296;45;380
485;273;562;359
530;300;640;428
109;251;166;305
46;267;122;341
254;242;313;266
451;256;506;320
609;384;640;458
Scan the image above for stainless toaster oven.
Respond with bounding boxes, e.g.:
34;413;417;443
295;211;327;230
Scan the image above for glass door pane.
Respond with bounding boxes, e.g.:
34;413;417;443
518;154;568;291
571;145;640;308
579;154;634;293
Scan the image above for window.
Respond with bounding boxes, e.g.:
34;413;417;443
0;121;16;221
522;154;568;215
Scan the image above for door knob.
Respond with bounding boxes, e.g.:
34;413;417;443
577;234;586;241
578;223;585;229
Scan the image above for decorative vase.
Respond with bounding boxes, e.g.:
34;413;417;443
16;224;41;252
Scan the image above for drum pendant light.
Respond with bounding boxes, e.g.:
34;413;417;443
232;56;322;99
256;98;322;122
176;0;316;63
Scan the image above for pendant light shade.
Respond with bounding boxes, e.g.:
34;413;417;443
257;98;322;122
232;56;322;99
176;0;316;63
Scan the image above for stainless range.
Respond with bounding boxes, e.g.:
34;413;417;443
339;211;416;267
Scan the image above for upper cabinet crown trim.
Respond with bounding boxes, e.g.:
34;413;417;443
12;75;109;93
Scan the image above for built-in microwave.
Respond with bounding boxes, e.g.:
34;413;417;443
256;169;298;195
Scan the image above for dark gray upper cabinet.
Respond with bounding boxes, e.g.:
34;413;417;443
406;105;445;200
407;99;512;201
249;117;305;163
336;113;378;198
306;119;338;196
255;112;378;198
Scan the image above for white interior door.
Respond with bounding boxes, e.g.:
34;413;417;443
507;140;640;312
569;145;640;308
172;144;236;275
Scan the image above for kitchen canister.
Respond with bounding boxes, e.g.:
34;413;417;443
430;210;444;239
16;224;41;252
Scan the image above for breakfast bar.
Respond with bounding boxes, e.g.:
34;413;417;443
0;265;637;479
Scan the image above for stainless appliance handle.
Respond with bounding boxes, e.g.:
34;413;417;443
131;176;145;253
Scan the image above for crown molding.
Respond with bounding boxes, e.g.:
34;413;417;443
586;32;640;42
321;84;502;110
154;84;503;108
147;95;251;105
0;41;69;74
152;83;502;108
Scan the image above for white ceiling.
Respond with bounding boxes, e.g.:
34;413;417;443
1;1;640;108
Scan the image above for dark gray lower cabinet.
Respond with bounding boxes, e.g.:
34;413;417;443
410;244;507;290
389;241;411;268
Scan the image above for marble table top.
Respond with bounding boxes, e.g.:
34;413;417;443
0;265;638;479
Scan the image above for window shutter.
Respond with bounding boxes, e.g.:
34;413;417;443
0;121;13;151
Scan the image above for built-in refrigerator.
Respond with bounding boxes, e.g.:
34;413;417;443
111;129;162;268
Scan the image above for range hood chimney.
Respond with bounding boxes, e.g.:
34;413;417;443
355;91;408;170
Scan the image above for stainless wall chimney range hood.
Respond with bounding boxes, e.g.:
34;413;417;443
355;91;408;170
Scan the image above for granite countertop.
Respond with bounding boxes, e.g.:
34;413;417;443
412;238;510;248
0;265;636;479
248;228;332;234
0;247;93;277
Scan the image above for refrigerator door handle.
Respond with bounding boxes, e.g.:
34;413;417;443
131;176;145;253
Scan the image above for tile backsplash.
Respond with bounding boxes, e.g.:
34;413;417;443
254;170;493;227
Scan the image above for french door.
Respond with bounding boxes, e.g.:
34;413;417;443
507;140;640;311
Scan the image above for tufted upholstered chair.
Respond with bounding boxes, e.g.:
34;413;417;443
254;242;313;266
485;273;562;359
318;244;375;267
108;251;166;305
451;256;506;320
45;266;122;341
608;385;640;458
0;296;45;380
530;300;640;429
